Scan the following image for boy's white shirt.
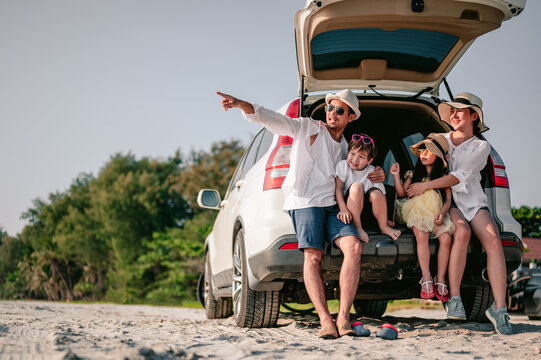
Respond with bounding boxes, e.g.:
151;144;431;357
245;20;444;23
243;104;348;210
335;161;386;195
442;132;491;221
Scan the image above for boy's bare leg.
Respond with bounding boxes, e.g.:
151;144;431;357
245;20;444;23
346;183;368;242
370;189;401;240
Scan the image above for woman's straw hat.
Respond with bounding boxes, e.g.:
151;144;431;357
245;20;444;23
438;92;487;133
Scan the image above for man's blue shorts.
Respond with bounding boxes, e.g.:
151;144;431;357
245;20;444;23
288;205;359;251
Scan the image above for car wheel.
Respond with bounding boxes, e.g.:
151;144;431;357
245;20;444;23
232;229;280;328
204;251;233;319
196;272;205;307
353;299;388;318
461;283;493;322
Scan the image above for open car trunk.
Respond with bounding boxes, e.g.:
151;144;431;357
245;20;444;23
295;0;526;95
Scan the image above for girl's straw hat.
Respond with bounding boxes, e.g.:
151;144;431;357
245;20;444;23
437;92;488;133
410;133;449;168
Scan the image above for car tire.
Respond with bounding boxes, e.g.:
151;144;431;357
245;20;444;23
461;283;493;322
196;272;205;307
353;299;388;318
232;229;280;328
204;251;233;319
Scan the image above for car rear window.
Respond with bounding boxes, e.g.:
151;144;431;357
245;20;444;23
311;28;458;73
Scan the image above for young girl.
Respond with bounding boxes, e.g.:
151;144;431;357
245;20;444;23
391;133;454;301
335;134;401;242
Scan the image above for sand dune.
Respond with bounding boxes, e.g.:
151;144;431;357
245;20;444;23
0;300;540;359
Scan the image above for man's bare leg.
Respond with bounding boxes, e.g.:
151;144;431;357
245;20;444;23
333;235;362;327
303;248;334;328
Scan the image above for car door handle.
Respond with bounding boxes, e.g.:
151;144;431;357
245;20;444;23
235;180;245;189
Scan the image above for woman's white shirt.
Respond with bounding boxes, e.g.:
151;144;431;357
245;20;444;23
443;132;491;221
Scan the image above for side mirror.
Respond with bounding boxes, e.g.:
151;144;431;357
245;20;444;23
197;189;221;210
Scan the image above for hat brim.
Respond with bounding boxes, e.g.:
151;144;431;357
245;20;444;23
438;102;488;133
409;139;448;168
325;94;361;120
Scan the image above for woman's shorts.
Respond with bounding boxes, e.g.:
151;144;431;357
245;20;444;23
288;205;359;251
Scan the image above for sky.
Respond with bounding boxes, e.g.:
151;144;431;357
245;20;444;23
1;1;540;236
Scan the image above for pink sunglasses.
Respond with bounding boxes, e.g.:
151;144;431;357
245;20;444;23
351;134;375;148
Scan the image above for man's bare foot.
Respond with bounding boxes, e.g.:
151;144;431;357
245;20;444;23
381;226;401;240
356;228;369;242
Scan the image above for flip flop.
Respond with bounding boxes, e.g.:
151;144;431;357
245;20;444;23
419;277;435;299
376;323;398;340
434;277;449;302
351;321;371;337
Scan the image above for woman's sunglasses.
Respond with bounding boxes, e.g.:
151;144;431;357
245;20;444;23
351;134;375;148
325;104;347;116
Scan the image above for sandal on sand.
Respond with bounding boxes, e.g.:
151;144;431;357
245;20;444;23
419;277;435;299
434;277;449;302
336;320;356;337
318;323;338;339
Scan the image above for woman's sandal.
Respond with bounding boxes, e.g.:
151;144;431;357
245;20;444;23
434;277;449;302
419;277;435;299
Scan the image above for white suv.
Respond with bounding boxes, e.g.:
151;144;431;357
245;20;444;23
198;0;525;328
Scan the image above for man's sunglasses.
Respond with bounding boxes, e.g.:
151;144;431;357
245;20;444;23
325;104;347;116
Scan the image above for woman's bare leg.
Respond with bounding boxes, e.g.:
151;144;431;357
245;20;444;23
470;209;507;309
448;208;470;298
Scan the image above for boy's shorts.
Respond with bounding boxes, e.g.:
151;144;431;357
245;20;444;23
288;205;359;251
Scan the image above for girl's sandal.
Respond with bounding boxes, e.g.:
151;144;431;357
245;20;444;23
419;277;435;299
434;277;449;302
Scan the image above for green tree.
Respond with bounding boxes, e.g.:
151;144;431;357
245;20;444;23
512;206;541;238
133;213;212;304
0;229;27;298
175;140;244;210
89;152;190;302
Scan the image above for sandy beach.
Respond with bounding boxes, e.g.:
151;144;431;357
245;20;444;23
0;300;540;360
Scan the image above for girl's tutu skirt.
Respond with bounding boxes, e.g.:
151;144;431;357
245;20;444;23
396;189;454;238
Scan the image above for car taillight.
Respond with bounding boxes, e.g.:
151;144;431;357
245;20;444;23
489;152;509;188
501;239;518;247
279;242;299;250
263;99;299;191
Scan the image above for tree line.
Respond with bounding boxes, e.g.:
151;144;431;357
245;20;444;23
0;141;540;305
0;140;244;304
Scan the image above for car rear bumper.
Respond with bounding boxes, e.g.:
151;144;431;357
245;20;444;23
247;230;523;290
